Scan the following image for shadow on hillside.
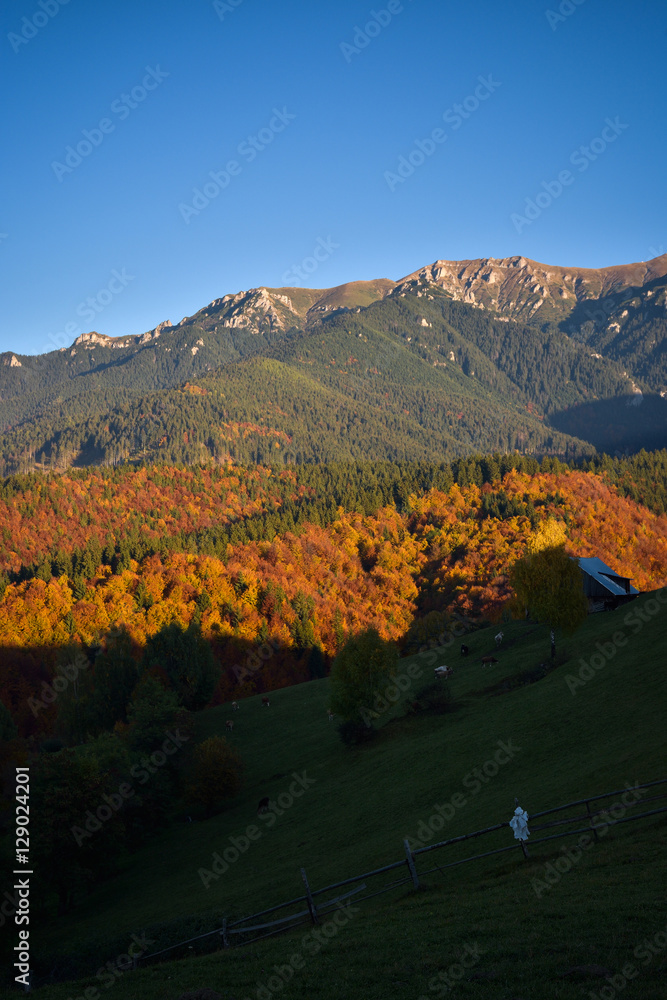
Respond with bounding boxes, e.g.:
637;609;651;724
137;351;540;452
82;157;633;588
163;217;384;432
549;394;667;454
558;272;665;334
0;642;58;739
0;630;323;742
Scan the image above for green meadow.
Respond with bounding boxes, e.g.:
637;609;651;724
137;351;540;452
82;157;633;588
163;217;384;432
7;592;667;1000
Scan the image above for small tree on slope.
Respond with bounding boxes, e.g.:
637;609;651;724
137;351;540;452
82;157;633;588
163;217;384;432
509;520;588;660
329;627;398;731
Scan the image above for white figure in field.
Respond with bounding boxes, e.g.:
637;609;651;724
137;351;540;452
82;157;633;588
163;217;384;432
509;806;530;841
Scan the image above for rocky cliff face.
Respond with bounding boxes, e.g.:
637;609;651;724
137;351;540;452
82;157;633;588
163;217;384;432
394;254;667;323
5;254;666;376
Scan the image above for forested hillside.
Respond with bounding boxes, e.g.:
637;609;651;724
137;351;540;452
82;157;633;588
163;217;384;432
2;455;666;738
0;281;393;433
560;271;667;390
5;282;664;474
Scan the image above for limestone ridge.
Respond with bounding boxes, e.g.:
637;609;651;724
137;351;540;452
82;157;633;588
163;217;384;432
7;255;665;365
2;254;666;406
395;254;667;323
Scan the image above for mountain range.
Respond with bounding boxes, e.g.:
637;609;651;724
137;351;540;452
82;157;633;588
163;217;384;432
1;253;666;472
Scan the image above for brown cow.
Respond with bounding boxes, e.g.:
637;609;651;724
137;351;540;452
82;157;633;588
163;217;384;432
225;720;234;732
481;656;498;666
261;697;270;707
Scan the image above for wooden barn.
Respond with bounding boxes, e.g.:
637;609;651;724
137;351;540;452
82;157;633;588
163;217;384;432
572;556;639;612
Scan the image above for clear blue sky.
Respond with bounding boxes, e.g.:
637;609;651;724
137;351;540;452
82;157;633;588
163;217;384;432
1;0;665;356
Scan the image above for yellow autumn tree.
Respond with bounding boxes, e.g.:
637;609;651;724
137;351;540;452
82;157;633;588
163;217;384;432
509;519;588;660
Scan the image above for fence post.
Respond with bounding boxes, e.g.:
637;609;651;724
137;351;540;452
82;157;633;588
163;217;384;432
514;796;529;858
300;867;319;925
585;799;600;842
221;917;229;948
404;838;420;888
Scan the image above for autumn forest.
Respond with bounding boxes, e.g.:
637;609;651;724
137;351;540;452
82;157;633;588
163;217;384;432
2;450;667;743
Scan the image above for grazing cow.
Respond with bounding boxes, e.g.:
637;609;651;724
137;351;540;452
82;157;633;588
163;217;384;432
481;655;498;666
257;797;270;815
434;665;452;679
460;644;469;657
225;720;234;732
495;631;504;647
261;696;270;707
232;700;239;711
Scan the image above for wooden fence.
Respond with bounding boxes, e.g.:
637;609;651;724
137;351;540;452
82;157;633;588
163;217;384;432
136;776;667;967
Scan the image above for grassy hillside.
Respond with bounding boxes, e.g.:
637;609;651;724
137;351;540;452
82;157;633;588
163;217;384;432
12;590;666;999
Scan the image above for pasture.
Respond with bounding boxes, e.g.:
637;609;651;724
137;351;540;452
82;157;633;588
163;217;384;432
6;592;667;999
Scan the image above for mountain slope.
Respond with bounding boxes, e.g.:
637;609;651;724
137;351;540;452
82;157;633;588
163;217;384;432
4;287;619;472
560;272;667;392
397;252;667;326
0;281;393;433
1;254;666;471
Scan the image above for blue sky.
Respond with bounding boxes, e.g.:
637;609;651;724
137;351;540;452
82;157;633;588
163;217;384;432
1;0;665;356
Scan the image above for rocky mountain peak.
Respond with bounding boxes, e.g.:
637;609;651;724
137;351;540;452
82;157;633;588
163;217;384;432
395;253;667;323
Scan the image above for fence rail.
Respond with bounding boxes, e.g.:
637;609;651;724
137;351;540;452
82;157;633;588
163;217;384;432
137;776;667;967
